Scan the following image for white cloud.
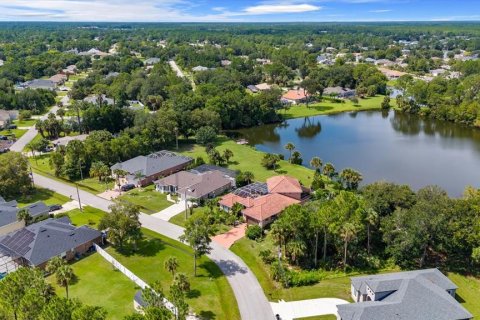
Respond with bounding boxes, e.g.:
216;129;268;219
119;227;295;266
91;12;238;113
243;4;321;15
369;9;392;13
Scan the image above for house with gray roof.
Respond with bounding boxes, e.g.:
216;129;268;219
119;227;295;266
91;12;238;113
0;217;102;270
337;269;472;320
154;165;237;200
83;94;114;106
144;58;161;66
111;150;193;187
0;110;18;129
17;79;56;91
0;196;50;236
323;86;356;99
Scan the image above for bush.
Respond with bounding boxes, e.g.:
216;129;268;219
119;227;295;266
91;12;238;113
259;249;275;264
290;270;323;287
246;225;263;240
19;110;32;121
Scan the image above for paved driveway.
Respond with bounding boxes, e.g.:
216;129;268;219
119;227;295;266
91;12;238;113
32;173;275;320
152;200;187;220
212;223;247;249
270;298;349;320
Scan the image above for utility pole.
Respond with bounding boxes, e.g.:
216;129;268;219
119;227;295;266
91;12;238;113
76;183;83;212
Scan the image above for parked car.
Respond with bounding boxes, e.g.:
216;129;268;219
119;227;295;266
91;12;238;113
0;136;7;140
49;204;63;212
120;184;135;192
8;124;17;129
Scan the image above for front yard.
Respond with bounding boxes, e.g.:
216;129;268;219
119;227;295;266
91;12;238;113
65;206;106;228
118;185;173;214
15;187;70;206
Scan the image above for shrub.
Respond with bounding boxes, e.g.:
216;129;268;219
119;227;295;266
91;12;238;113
246;225;263;240
19;110;32;121
290;270;323;286
259;249;275;264
196;126;217;145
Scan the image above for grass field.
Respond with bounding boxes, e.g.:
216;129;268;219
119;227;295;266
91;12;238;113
48;252;138;319
118;185;172;214
13;119;37;127
179;136;315;186
29;154;114;194
0;128;27;139
107;228;240;319
15;187;70;206
65;206;106;228
447;272;480;318
280;95;391;120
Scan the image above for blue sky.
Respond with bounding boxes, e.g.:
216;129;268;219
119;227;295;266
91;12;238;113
0;0;479;22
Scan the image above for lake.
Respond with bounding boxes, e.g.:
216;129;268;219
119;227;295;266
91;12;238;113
236;110;480;196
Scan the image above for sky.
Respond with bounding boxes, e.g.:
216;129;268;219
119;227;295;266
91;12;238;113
0;0;479;22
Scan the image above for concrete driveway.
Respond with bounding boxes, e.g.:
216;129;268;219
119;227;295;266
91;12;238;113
152;200;187;221
212;223;247;249
270;298;348;320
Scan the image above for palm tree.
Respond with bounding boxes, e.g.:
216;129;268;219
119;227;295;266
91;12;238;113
47;256;74;299
56;108;65;123
89;161;104;181
173;273;190;294
164;256;179;276
243;171;254;184
286;239;306;265
284;142;295;163
35;120;46;138
310;157;323;173
17;208;32;226
339;168;363;190
223;149;234;163
340;222;357;269
323;163;336;178
365;208;378;255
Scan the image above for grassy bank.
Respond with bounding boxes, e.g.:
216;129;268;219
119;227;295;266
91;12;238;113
280;95;392;120
179;136;315;186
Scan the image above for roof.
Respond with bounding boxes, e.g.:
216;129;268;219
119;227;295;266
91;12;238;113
242;193;300;222
0;218;101;266
155;170;232;199
282;89;307;101
111;150;192;178
266;175;303;194
324;86;355;95
339;269;471;320
144;58;161;65
83;94;114;106
49;74;67;83
192;66;209;72
52;134;89;147
190;164;237;179
0;199;49;228
255;83;272;91
0;110;18;121
247;85;259;93
378;67;407;78
19;79;55;90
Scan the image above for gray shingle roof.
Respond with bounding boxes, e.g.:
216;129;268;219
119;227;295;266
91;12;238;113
111;150;192;178
0;198;49;228
339;269;472;320
0;218;101;266
190;164;238;179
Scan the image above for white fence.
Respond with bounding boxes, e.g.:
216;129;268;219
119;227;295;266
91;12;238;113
94;244;177;314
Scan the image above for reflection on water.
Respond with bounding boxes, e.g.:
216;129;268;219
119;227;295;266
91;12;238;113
237;110;480;196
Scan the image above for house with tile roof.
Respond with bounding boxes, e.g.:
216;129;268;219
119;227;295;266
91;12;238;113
0;196;50;236
111;150;193;187
337;269;472;320
219;176;310;227
0;217;102;271
281;89;309;105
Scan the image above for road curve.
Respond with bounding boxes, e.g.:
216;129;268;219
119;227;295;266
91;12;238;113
32;173;275;320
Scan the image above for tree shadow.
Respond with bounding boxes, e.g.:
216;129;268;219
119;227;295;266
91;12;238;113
186;289;201;299
113;238;165;257
210;259;248;277
199;310;216;320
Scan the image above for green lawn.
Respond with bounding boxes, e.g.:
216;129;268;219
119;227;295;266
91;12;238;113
65;206;106;228
29;154;114;194
280;95;391;120
447;273;480;318
15;187;70;206
13;119;37;127
107;228;240;320
118;185;172;214
179;136;315;186
230;237;353;302
48;253;138;319
0;128;27;139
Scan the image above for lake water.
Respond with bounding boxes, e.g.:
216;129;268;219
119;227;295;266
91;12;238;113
236;111;480;196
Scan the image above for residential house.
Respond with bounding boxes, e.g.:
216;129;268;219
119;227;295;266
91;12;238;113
83;94;114;106
378;67;407;80
0;110;18;129
0;140;13;153
247;83;272;93
219;176;310;227
105;72;120;79
0;217;102;272
17;79;56;91
364;58;376;64
78;48;108;58
62;65;77;75
155;165;237;201
323;87;356;99
144;58;161;66
374;59;396;67
192;66;209;72
247;85;259;93
316;55;333;65
0;196;50;236
281;89;308;104
221;60;232;67
111;150;193;187
256;58;272;65
49;74;68;86
52;134;89;148
337;269;472;320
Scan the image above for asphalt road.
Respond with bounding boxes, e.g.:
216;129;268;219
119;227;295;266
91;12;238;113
10;106;59;152
33;172;275;320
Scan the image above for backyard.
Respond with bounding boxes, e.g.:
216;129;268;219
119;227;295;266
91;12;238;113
179;136;316;186
280;95;393;120
106;228;240;319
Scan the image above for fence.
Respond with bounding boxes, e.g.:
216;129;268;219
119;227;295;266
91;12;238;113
94;244;177;314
